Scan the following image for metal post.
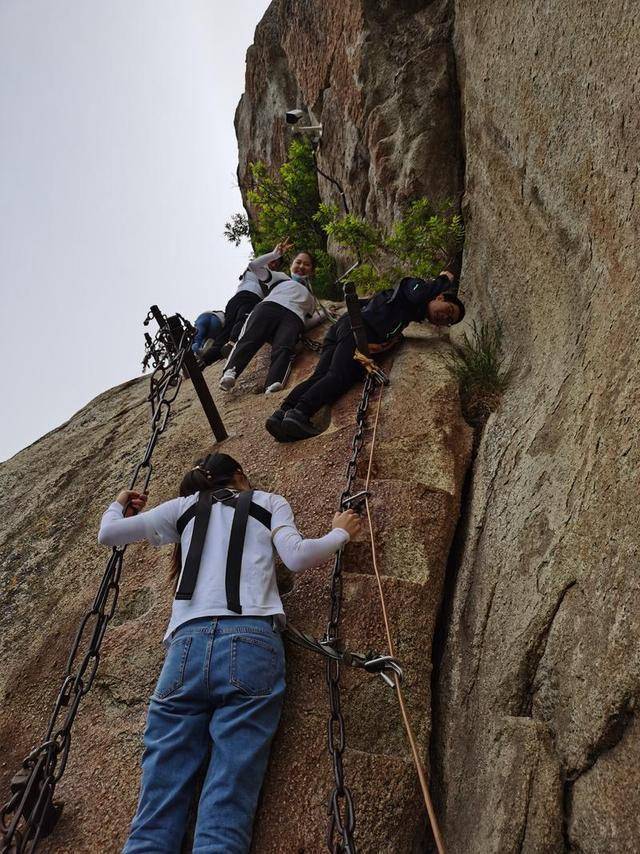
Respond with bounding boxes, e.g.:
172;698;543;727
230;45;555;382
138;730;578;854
163;312;228;442
182;347;228;442
147;305;228;443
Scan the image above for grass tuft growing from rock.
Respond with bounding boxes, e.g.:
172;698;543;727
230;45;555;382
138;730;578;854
444;321;512;427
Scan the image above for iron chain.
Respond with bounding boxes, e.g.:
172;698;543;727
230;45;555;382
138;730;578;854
1;312;192;854
325;373;376;854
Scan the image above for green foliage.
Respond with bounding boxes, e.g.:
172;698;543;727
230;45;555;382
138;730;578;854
224;139;337;297
443;321;512;426
386;199;464;281
318;198;463;293
225;138;464;299
317;205;381;258
224;212;251;246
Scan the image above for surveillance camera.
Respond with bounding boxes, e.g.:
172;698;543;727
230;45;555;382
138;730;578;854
285;109;304;125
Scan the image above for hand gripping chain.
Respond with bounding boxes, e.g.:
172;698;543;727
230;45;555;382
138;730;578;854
0;309;193;854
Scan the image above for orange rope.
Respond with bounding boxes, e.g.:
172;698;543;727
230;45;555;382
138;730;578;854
363;386;446;854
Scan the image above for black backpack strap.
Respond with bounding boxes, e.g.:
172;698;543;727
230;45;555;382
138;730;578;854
258;269;272;296
175;490;213;600
343;281;371;357
225;490;254;614
176;496;271;536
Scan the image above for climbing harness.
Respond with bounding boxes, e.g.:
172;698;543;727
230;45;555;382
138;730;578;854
174;487;271;609
0;309;221;854
282;622;402;688
343;280;389;387
352;349;389;386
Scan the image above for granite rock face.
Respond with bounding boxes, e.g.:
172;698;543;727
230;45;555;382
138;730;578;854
2;0;638;851
238;2;640;850
0;325;471;852
433;3;640;852
236;0;462;228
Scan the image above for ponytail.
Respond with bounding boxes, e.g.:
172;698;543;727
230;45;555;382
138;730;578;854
169;453;242;585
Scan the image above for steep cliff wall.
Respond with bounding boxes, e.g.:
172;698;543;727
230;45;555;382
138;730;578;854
0;327;471;852
236;0;462;226
235;2;640;852
435;4;640;852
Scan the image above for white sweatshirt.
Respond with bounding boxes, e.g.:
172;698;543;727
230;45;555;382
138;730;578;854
263;277;319;324
238;249;289;297
98;490;349;642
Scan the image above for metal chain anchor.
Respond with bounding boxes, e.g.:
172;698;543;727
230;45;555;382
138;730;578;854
0;311;193;854
324;372;377;854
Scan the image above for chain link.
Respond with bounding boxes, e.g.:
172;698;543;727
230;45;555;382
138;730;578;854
325;373;376;854
1;313;192;854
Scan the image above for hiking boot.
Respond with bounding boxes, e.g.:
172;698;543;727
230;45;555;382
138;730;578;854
265;409;290;442
264;382;283;395
219;369;236;391
281;408;321;440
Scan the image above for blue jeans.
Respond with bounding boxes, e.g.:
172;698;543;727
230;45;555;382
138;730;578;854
123;616;285;854
192;313;224;352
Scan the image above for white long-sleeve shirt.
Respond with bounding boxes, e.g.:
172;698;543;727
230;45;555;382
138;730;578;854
98;490;349;642
263;277;317;323
238;249;289;297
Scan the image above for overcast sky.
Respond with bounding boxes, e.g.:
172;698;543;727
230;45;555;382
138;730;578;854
0;0;272;461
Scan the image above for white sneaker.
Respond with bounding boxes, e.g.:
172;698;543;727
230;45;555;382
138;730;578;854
264;382;283;395
219;369;236;391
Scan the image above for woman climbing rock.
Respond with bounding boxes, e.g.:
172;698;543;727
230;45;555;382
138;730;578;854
266;268;465;441
98;452;361;853
191;309;226;359
199;239;293;365
218;250;324;394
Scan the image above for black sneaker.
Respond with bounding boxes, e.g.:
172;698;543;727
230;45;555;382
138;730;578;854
265;409;290;442
281;409;321;440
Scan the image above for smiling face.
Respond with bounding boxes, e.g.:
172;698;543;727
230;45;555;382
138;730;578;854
427;294;461;326
290;252;315;279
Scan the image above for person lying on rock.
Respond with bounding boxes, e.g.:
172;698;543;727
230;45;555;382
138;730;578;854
219;250;325;395
191;309;226;360
265;267;466;442
98;451;361;854
199;238;293;366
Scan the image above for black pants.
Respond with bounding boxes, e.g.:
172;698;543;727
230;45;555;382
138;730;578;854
282;315;365;416
203;291;262;365
225;301;303;388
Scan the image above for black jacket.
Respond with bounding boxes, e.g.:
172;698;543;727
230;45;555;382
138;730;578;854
361;274;452;343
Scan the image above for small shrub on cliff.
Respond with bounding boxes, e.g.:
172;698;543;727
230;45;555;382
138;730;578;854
317;197;464;293
224;139;337;297
443;321;512;426
225;140;463;298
